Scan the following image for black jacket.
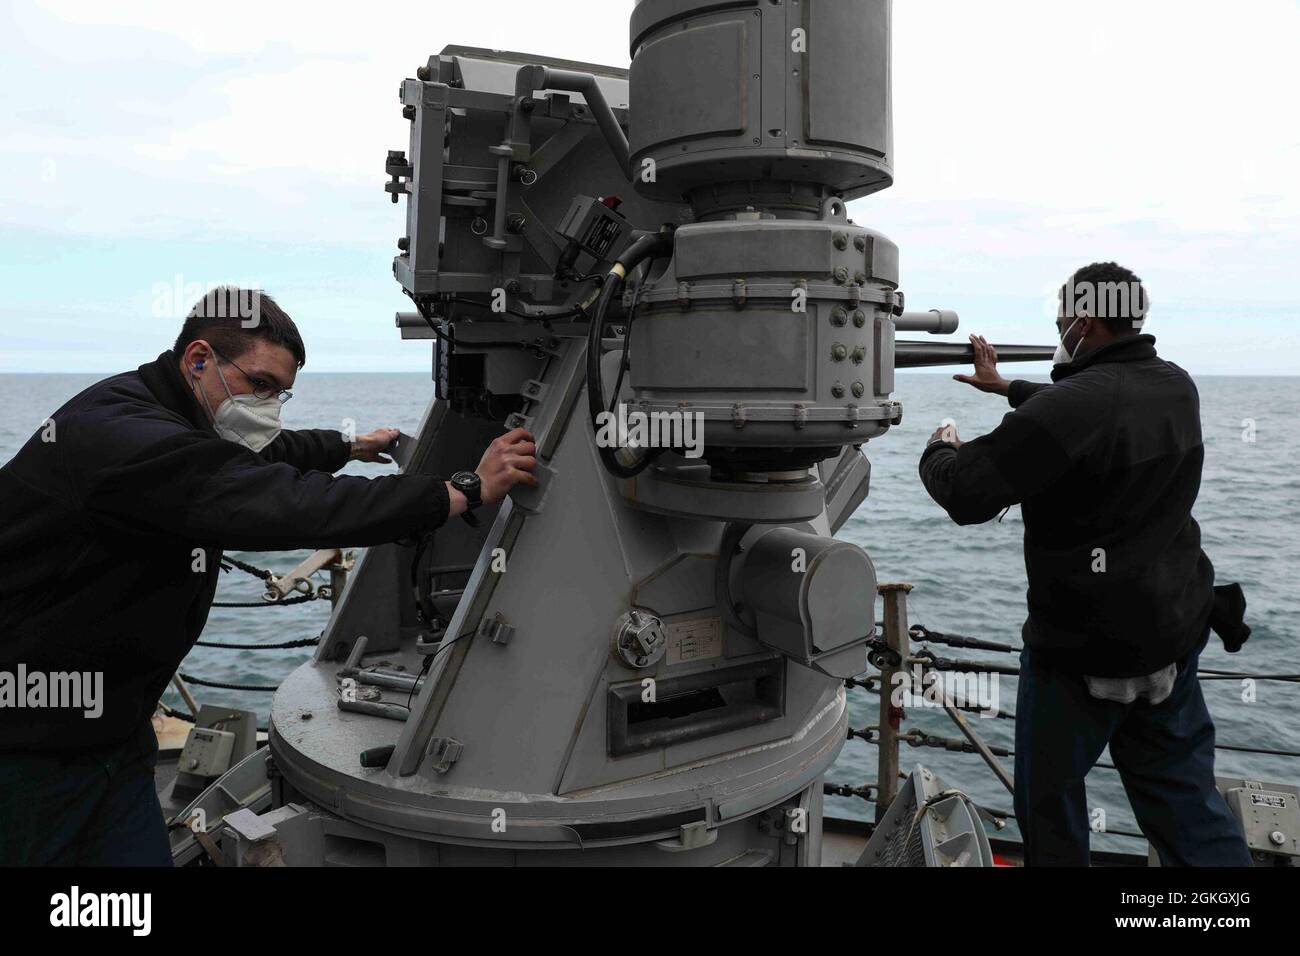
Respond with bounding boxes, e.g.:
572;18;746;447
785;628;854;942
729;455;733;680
0;352;449;752
918;335;1214;677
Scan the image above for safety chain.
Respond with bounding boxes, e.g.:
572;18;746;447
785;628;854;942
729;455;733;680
908;623;1020;654
214;554;331;608
846;634;1300;761
823;782;877;802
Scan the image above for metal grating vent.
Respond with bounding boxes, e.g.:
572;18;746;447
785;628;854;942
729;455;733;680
855;764;994;868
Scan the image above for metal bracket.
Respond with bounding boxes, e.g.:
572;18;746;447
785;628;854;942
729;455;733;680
477;611;515;646
223;807;277;844
731;277;747;308
520;378;550;403
655;820;717;853
426;736;464;773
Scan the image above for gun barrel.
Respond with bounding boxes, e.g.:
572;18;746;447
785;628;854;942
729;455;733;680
895;309;960;334
894;341;1056;369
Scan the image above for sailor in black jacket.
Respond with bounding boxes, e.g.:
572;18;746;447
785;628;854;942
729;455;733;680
918;263;1250;866
0;288;537;864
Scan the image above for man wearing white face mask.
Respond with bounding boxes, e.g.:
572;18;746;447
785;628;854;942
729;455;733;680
0;287;537;865
918;262;1251;867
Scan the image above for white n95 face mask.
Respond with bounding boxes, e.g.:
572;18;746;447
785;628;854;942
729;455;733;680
1052;316;1083;366
197;360;284;452
213;392;284;452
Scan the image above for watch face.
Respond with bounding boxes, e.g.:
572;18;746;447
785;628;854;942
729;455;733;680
452;471;480;491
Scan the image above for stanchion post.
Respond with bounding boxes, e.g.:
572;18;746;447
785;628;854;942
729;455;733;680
875;582;913;822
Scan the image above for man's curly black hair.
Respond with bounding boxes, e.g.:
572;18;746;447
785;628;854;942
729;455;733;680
1059;261;1150;334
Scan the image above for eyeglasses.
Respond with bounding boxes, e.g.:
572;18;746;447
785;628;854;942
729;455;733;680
213;349;293;403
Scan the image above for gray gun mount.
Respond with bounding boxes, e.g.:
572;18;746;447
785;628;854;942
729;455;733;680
246;1;1051;867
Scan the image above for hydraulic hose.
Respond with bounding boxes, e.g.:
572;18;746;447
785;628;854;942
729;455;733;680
586;231;675;479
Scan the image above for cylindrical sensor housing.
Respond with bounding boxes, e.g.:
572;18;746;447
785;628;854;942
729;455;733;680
629;0;893;204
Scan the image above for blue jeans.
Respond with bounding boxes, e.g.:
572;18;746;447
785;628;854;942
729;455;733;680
0;720;172;866
1013;628;1252;866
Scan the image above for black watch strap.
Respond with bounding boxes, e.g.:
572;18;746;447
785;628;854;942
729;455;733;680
450;471;483;526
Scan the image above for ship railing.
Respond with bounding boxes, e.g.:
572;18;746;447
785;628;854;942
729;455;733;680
830;582;1300;847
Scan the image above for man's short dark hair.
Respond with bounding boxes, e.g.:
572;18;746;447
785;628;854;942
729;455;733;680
1059;262;1150;335
173;287;307;368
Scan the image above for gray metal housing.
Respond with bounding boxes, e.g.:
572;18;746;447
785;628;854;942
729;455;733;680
194;2;1048;867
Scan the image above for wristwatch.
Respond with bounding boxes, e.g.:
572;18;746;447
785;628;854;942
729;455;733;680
450;471;483;527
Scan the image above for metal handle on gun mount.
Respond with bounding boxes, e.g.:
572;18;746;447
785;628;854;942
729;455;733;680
894;342;1057;368
513;66;631;177
488;65;631;251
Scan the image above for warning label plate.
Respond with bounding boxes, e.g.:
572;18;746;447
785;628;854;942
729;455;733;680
666;616;723;665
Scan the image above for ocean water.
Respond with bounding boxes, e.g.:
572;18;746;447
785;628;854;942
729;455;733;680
2;369;1296;854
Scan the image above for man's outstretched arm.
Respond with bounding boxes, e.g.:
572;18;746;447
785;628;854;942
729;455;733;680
76;423;537;550
260;426;402;473
953;334;1050;408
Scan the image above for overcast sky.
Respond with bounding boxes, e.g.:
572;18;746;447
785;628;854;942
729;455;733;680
1;0;1297;373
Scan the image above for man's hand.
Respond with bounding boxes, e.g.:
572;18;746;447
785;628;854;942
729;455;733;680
350;427;401;463
927;423;962;449
475;427;539;504
953;335;1010;396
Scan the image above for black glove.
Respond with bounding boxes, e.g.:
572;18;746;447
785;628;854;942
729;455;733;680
1208;583;1250;653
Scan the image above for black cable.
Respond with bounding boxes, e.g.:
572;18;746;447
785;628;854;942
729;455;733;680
586;232;674;479
221;555;273;579
405;627;477;711
177;673;278;693
607;258;655;416
212;595;317;608
409;532;438;627
195;637;320;650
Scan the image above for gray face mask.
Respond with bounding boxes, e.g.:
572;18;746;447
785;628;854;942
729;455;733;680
196;361;284;452
1052;316;1084;366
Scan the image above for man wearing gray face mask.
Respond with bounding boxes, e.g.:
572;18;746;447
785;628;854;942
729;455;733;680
0;286;536;865
918;262;1251;867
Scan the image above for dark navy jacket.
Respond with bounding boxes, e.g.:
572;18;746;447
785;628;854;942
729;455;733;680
0;351;449;751
919;335;1215;677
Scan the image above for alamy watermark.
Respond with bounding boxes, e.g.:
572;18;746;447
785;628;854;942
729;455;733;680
0;665;102;718
594;402;705;459
151;276;263;327
1058;278;1149;328
50;886;150;936
890;663;1001;717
